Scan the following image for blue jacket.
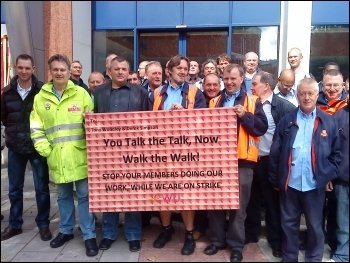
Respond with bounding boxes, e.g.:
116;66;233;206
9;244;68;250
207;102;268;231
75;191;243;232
269;107;341;191
333;105;349;184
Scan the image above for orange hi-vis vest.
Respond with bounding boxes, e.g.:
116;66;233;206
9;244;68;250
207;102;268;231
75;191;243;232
319;99;348;116
209;94;260;162
152;85;198;110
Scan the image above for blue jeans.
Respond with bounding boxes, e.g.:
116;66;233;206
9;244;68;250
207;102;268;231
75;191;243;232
7;149;50;229
57;178;96;240
102;212;142;241
331;184;349;262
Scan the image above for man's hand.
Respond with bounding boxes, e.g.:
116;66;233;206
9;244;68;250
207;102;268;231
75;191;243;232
325;181;333;192
233;105;245;118
170;103;184;110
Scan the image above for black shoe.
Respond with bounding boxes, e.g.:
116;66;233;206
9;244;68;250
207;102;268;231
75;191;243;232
129;240;141;252
50;233;74;248
244;237;258;244
99;238;115;250
1;226;22;241
85;238;98;257
153;226;174;248
181;232;196;255
204;243;227;255
272;248;282;258
230;250;243;262
39;227;52;241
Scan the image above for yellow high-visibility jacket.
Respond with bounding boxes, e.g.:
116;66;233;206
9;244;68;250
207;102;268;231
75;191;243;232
30;80;93;184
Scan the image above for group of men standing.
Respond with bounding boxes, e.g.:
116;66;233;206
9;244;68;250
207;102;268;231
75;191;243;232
1;49;348;263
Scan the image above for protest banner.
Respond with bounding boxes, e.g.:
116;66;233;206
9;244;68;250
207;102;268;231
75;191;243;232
85;108;238;212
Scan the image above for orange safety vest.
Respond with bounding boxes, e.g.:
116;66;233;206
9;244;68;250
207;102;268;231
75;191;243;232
319;99;347;116
153;85;198;110
209;94;260;162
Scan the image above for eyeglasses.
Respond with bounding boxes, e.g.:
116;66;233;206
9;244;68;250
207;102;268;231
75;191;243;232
324;83;343;89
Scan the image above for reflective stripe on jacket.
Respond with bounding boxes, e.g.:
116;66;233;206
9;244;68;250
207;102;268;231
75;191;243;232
209;94;260;162
30;80;94;184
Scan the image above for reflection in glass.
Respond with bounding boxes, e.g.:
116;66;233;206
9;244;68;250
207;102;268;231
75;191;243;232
310;25;349;82
139;32;179;70
186;31;228;66
232;26;279;77
93;30;134;73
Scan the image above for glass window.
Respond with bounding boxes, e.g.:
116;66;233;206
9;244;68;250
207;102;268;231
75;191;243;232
92;30;134;73
310;25;349;82
138;32;179;69
186;31;228;66
232;26;279;77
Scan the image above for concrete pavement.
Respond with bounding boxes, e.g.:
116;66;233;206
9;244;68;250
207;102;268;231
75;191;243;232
1;163;332;262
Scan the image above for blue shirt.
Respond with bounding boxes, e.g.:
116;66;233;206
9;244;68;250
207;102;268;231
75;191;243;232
163;83;184;110
223;89;241;108
244;77;252;94
52;86;63;101
289;108;317;191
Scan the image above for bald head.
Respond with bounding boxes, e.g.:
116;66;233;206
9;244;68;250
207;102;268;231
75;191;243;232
278;69;295;96
279;69;295;82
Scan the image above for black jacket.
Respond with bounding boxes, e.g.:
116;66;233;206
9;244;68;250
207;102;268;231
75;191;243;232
93;81;149;113
1;75;43;154
271;94;297;125
70;77;89;92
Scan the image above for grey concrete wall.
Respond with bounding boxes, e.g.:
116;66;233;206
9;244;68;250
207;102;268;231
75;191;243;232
4;1;45;81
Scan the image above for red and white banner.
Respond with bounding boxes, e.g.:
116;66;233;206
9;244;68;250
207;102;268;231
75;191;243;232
85;108;239;212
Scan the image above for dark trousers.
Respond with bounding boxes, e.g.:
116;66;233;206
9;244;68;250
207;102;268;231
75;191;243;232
7;149;51;229
194;210;208;234
323;190;337;251
280;187;325;262
245;156;281;249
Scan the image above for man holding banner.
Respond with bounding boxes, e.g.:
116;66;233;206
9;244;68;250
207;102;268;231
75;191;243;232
93;56;149;252
150;54;206;255
206;63;268;262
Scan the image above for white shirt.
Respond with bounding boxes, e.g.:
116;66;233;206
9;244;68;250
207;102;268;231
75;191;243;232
273;86;298;107
17;82;32;100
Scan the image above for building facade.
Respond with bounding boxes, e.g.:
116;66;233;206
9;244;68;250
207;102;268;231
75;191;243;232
1;1;349;84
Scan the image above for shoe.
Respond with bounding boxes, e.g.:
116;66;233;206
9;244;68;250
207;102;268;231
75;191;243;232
230;250;243;262
1;226;22;241
204;243;227;255
85;238;98;257
1;214;3;220
181;232;196;255
99;238;115;250
326;259;335;262
129;240;141;252
153;226;174;248
39;227;52;241
244;236;258;244
272;248;282;258
50;233;74;248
